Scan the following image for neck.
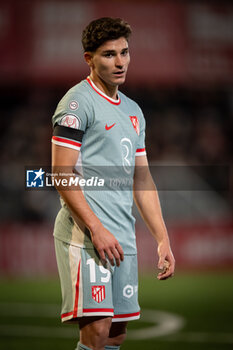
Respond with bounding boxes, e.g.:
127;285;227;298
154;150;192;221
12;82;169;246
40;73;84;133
89;73;118;100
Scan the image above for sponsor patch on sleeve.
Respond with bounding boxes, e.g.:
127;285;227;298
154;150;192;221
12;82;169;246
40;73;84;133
60;114;81;129
69;100;79;110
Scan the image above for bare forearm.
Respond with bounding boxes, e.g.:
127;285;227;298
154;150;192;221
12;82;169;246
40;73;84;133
134;183;175;279
58;186;101;233
134;171;175;279
52;164;124;266
134;156;175;279
52;164;101;232
134;175;169;245
52;145;124;266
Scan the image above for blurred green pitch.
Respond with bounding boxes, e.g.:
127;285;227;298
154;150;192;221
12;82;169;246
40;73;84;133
0;272;233;350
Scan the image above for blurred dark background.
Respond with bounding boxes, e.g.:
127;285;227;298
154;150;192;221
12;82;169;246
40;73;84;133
0;0;232;275
0;2;233;349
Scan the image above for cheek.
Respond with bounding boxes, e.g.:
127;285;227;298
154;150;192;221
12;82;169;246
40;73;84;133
95;61;110;73
100;63;110;72
99;65;114;79
126;55;130;66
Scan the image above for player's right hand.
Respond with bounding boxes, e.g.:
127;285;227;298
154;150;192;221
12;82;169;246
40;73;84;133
90;224;124;267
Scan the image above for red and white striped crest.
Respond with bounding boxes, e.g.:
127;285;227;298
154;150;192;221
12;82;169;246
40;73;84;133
129;116;140;135
92;286;105;303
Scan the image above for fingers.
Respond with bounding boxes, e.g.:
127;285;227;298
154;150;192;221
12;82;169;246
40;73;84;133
111;247;120;267
157;268;173;280
92;227;124;267
116;243;124;262
106;243;124;267
157;257;175;280
98;248;107;266
158;255;165;270
105;248;115;266
97;242;124;267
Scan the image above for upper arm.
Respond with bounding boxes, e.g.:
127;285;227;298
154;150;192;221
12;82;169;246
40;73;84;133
51;144;80;194
134;155;151;188
52;143;79;169
51;88;92;169
135;154;148;167
52;89;92;133
134;155;156;197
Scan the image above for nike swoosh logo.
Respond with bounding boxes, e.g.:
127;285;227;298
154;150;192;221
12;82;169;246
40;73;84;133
105;123;116;130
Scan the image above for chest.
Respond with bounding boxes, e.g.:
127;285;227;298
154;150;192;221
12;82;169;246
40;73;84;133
91;101;140;146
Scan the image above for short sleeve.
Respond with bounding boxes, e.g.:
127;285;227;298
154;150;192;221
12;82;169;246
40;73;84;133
51;89;92;151
135;107;146;157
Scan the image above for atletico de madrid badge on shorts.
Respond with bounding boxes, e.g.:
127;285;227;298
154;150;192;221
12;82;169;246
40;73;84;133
92;286;105;303
129;116;140;135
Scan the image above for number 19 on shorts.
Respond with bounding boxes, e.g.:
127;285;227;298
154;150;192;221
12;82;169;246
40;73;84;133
86;258;111;283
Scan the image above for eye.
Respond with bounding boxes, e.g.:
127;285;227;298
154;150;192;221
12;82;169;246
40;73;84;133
121;49;128;56
104;53;113;58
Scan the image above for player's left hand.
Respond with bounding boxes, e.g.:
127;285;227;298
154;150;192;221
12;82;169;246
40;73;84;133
157;240;175;280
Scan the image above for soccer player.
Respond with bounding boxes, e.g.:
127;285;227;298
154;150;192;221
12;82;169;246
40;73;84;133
51;17;175;350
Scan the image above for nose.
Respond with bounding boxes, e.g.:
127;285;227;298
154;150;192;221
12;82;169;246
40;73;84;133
115;54;124;68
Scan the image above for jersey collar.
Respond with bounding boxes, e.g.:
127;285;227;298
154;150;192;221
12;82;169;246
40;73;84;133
86;76;121;105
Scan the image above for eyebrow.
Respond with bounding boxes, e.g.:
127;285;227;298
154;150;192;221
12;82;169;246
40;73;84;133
102;47;129;54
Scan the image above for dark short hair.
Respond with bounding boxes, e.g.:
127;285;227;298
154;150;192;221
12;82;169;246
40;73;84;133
82;17;132;52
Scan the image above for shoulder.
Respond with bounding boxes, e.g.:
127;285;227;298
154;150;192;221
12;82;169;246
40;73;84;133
119;91;143;115
52;79;94;130
119;91;145;127
61;79;93;106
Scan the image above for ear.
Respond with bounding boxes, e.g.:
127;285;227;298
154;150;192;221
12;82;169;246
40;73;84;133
84;52;94;68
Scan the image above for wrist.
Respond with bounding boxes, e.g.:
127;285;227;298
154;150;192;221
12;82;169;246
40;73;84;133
88;217;102;234
156;232;170;246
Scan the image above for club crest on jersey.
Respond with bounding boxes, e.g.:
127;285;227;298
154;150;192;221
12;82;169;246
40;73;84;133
92;286;105;303
60;114;80;129
129;116;140;135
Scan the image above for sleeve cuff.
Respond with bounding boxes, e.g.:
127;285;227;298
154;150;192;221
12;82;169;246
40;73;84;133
52;136;82;151
135;148;146;156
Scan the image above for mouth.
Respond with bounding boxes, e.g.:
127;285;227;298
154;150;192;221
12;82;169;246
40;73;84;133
113;71;125;76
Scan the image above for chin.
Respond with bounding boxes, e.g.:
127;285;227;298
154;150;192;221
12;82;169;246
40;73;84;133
113;77;126;85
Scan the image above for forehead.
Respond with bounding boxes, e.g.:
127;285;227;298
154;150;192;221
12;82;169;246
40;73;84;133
97;37;128;52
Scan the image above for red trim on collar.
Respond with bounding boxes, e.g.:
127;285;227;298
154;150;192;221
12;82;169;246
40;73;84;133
86;77;121;105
